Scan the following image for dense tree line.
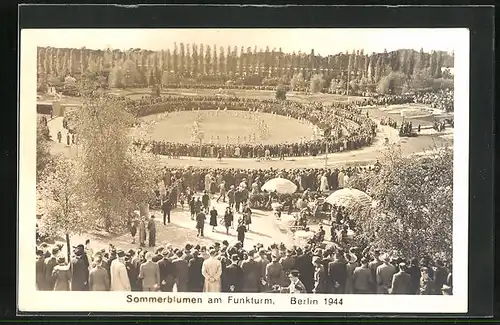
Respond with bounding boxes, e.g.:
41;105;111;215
37;45;454;93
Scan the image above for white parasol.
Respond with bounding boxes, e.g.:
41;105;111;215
325;188;372;210
262;178;297;194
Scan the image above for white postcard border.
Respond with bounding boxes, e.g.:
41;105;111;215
18;28;469;313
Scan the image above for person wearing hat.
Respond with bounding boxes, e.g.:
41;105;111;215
241;250;260;292
255;249;270;291
202;190;210;214
223;254;243;292
266;253;284;290
209;206;218;232
40;242;51;259
110;250;131;291
196;209;206;237
161;195;172;225
312;256;327;294
390;263;412;294
223;207;233;235
35;249;46;290
157;249;175;292
43;246;60;290
129;212;139;244
327;252;348;294
281;250;296;280
70;244;90;291
296;247;314;293
188;250;205;292
345;252;358;294
89;256;110;291
368;249;383;292
147;215;157;247
189;196;196;220
432;259;450;295
419;267;433;295
172;250;189;292
52;256;71;291
287;270;307;293
183;244;194;263
139;252;160;292
352;257;374;294
227;185;236;210
216;180;226;203
202;249;223;292
242;203;252;231
375;253;396;294
407;258;421;295
236;218;247;245
124;249;139;291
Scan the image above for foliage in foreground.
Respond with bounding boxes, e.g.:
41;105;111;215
36;121;53;181
39;80;160;237
352;146;453;263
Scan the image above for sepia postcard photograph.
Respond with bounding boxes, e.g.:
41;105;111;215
18;27;469;314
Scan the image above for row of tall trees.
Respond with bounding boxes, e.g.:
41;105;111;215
37;45;453;89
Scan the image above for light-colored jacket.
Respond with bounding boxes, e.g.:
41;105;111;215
110;259;131;291
89;266;110;291
202;257;222;292
139;261;160;289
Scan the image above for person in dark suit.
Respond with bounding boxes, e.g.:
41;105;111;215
236;219;247;245
209;206;218;231
162;197;172;225
223;207;233;235
223;254;244;292
124;251;139;291
201;190;210;214
295;249;314;293
157;250;175;292
44;246;60;290
36;250;46;290
70;245;90;291
407;258;421;294
188;250;205;292
147;215;157;247
172;250;189;292
89;257;110;291
390;263;413;294
432;260;450;295
327;252;348;294
241;250;260;292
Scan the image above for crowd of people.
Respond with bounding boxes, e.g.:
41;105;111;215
35;237;452;295
124;96;377;159
358;89;454;113
413;89;454;112
154;165;379;209
149;82;372;97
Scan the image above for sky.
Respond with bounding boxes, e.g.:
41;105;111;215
28;28;462;55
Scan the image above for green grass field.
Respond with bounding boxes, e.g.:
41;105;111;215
139;110;317;145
